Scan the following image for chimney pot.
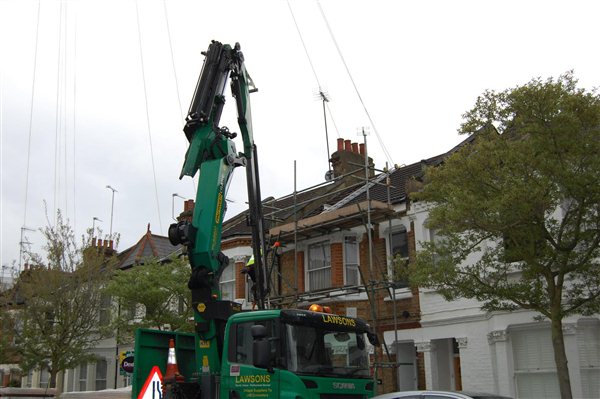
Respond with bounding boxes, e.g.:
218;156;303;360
98;239;103;248
359;143;365;155
92;238;96;247
344;140;352;151
351;142;359;153
337;138;344;151
184;199;195;212
109;240;114;250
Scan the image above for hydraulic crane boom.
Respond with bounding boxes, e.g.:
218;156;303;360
134;40;379;399
167;41;267;381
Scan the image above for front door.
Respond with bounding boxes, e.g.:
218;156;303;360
396;342;418;391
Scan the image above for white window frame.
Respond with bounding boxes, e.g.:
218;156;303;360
306;240;331;291
39;367;49;389
244;268;254;302
577;319;600;399
429;226;446;266
385;225;409;279
382;224;414;299
219;259;235;300
511;325;559;398
26;370;33;388
95;358;107;391
78;363;88;391
98;294;112;327
390;226;409;259
343;235;360;286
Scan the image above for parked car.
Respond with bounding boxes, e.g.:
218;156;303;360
372;391;512;399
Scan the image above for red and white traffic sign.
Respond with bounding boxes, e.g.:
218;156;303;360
137;366;163;399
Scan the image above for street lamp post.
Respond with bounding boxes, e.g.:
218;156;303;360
106;185;117;237
172;193;185;221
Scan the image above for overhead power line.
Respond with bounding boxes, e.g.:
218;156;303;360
316;0;395;167
24;0;42;229
72;3;78;231
162;0;197;196
287;0;341;173
287;0;322;90
53;0;63;225
135;0;163;233
287;0;340;138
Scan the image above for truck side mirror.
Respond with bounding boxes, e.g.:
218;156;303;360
367;331;380;346
253;339;270;369
251;325;271;370
251;324;267;339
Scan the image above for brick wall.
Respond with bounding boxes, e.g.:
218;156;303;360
331;242;343;286
221;237;251;251
247;218;424;393
278;250;305;297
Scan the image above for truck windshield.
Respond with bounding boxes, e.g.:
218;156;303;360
284;323;370;378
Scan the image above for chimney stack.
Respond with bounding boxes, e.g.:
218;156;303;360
177;199;195;222
329;136;375;182
184;200;195;213
344;139;352;152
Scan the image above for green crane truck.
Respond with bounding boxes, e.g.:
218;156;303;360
131;40;379;399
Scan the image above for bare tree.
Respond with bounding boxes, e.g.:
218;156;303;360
13;210;118;390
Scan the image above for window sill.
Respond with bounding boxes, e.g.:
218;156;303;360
298;287;369;302
384;287;413;301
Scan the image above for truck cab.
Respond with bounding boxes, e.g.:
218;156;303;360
222;309;376;399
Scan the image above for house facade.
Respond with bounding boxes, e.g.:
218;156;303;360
215;137;432;393
215;136;600;398
15;136;599;398
394;200;600;399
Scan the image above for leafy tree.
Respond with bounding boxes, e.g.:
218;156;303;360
13;210;117;390
407;72;600;399
0;290;16;365
104;256;192;344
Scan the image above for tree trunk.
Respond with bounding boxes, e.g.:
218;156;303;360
550;315;572;399
55;370;64;395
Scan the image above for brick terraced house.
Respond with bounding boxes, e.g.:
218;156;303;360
16;135;599;398
215;136;600;398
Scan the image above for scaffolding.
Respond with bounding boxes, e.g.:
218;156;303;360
255;145;413;390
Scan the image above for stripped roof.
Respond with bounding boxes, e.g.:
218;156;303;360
223;134;476;240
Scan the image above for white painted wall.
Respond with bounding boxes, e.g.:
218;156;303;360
382;202;600;398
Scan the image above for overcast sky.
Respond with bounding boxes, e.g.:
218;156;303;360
1;0;599;278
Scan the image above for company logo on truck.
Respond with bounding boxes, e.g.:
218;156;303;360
235;374;271;383
322;314;356;327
